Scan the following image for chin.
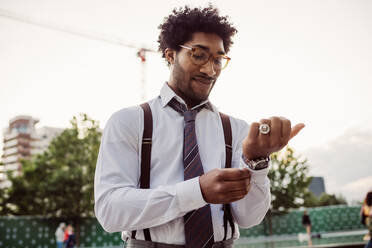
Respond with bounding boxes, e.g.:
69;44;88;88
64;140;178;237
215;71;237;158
191;86;211;100
197;88;212;100
194;93;209;103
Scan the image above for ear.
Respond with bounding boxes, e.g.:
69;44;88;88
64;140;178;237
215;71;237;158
165;48;176;65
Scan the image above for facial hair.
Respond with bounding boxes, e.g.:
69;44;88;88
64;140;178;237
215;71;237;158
172;57;214;107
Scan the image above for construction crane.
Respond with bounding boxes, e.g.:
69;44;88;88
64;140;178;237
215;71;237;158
137;48;151;101
0;8;157;101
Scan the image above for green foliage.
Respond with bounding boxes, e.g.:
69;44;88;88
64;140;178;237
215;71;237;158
0;186;5;214
268;146;312;213
304;192;347;207
0;114;101;219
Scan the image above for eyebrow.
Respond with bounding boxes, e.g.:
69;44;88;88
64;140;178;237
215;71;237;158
192;44;225;55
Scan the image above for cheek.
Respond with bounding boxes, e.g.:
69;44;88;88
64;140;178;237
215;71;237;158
179;57;198;77
180;68;195;84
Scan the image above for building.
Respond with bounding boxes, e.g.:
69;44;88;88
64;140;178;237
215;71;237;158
308;176;326;197
0;115;63;187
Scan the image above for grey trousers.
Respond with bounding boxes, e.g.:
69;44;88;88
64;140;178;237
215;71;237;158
124;238;234;248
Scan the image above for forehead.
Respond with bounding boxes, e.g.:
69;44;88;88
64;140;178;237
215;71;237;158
185;32;225;54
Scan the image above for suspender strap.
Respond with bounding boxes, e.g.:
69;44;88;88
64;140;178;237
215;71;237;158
219;112;235;240
220;113;232;168
140;103;152;190
132;103;153;241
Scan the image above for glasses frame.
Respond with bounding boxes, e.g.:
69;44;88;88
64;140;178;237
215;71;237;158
179;45;231;70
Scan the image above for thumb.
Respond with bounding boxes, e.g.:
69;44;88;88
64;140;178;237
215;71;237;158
289;123;305;140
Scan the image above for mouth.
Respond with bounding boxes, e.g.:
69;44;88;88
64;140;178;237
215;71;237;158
192;76;214;85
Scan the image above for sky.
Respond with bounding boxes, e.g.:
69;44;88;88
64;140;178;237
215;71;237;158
0;0;371;203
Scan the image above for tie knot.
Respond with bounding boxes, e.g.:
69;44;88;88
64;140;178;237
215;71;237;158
183;110;197;123
168;98;187;113
168;98;202;123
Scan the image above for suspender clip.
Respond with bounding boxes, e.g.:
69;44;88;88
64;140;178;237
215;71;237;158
143;138;152;145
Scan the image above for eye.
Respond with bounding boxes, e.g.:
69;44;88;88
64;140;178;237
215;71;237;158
213;57;223;65
192;53;207;61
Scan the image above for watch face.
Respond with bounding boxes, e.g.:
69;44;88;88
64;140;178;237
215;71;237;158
253;159;269;170
256;161;267;169
242;156;269;170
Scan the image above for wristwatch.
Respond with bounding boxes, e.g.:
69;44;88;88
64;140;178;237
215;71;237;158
242;155;270;170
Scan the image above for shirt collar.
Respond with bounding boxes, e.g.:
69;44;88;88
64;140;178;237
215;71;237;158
159;82;214;112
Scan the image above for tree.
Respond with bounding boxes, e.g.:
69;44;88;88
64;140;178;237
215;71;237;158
268;146;312;212
0;114;101;243
0;161;5;214
304;192;347;207
263;146;312;235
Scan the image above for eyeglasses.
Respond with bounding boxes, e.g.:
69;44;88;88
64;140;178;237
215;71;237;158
179;45;231;70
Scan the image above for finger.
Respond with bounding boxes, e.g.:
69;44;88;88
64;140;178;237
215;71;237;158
218;168;251;181
259;119;271;146
281;117;291;139
248;122;259;140
246;182;251;192
259;119;271;135
269;117;281;145
218;179;251;192
289;123;305;140
226;189;251;202
245;178;251;191
223;189;249;202
226;197;244;203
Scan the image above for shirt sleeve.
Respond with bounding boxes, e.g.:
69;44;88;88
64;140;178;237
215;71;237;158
229;117;271;228
94;106;206;233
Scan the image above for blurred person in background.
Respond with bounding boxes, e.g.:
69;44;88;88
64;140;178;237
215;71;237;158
64;223;72;246
65;225;76;248
362;193;371;240
55;222;65;248
302;210;312;246
363;191;372;248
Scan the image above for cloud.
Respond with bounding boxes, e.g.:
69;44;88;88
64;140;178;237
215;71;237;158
341;176;372;192
300;125;372;203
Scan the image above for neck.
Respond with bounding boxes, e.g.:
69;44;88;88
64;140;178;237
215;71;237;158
166;82;200;109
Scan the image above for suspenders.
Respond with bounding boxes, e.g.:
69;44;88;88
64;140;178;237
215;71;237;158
132;103;235;241
131;103;153;241
219;112;236;241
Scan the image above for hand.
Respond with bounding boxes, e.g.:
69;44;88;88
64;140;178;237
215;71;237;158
242;117;305;160
199;168;251;204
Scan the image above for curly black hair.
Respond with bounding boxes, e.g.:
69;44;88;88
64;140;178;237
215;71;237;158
158;5;237;64
366;191;372;206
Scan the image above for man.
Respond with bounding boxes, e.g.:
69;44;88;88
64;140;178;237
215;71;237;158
94;5;304;248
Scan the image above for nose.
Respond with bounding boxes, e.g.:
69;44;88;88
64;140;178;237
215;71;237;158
199;59;217;77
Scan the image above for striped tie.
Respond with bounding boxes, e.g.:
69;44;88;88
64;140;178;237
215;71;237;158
168;98;215;248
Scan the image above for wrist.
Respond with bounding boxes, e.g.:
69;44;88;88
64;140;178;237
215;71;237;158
242;150;270;161
242;154;270;170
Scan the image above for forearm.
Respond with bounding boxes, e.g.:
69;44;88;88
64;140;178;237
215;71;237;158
94;177;206;233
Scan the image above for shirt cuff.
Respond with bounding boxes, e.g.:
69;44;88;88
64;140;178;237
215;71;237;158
240;157;270;184
176;177;207;212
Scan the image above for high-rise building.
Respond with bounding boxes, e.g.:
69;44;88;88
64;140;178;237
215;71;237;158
308;176;326;197
0;115;63;187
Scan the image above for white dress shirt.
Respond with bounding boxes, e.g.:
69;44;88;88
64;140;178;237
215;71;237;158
94;83;271;244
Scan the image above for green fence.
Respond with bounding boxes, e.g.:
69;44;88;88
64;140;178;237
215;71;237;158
0;217;123;248
0;205;364;247
240;205;364;237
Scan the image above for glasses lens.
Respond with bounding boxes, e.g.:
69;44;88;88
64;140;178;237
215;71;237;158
213;56;228;70
190;47;229;70
191;48;209;65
